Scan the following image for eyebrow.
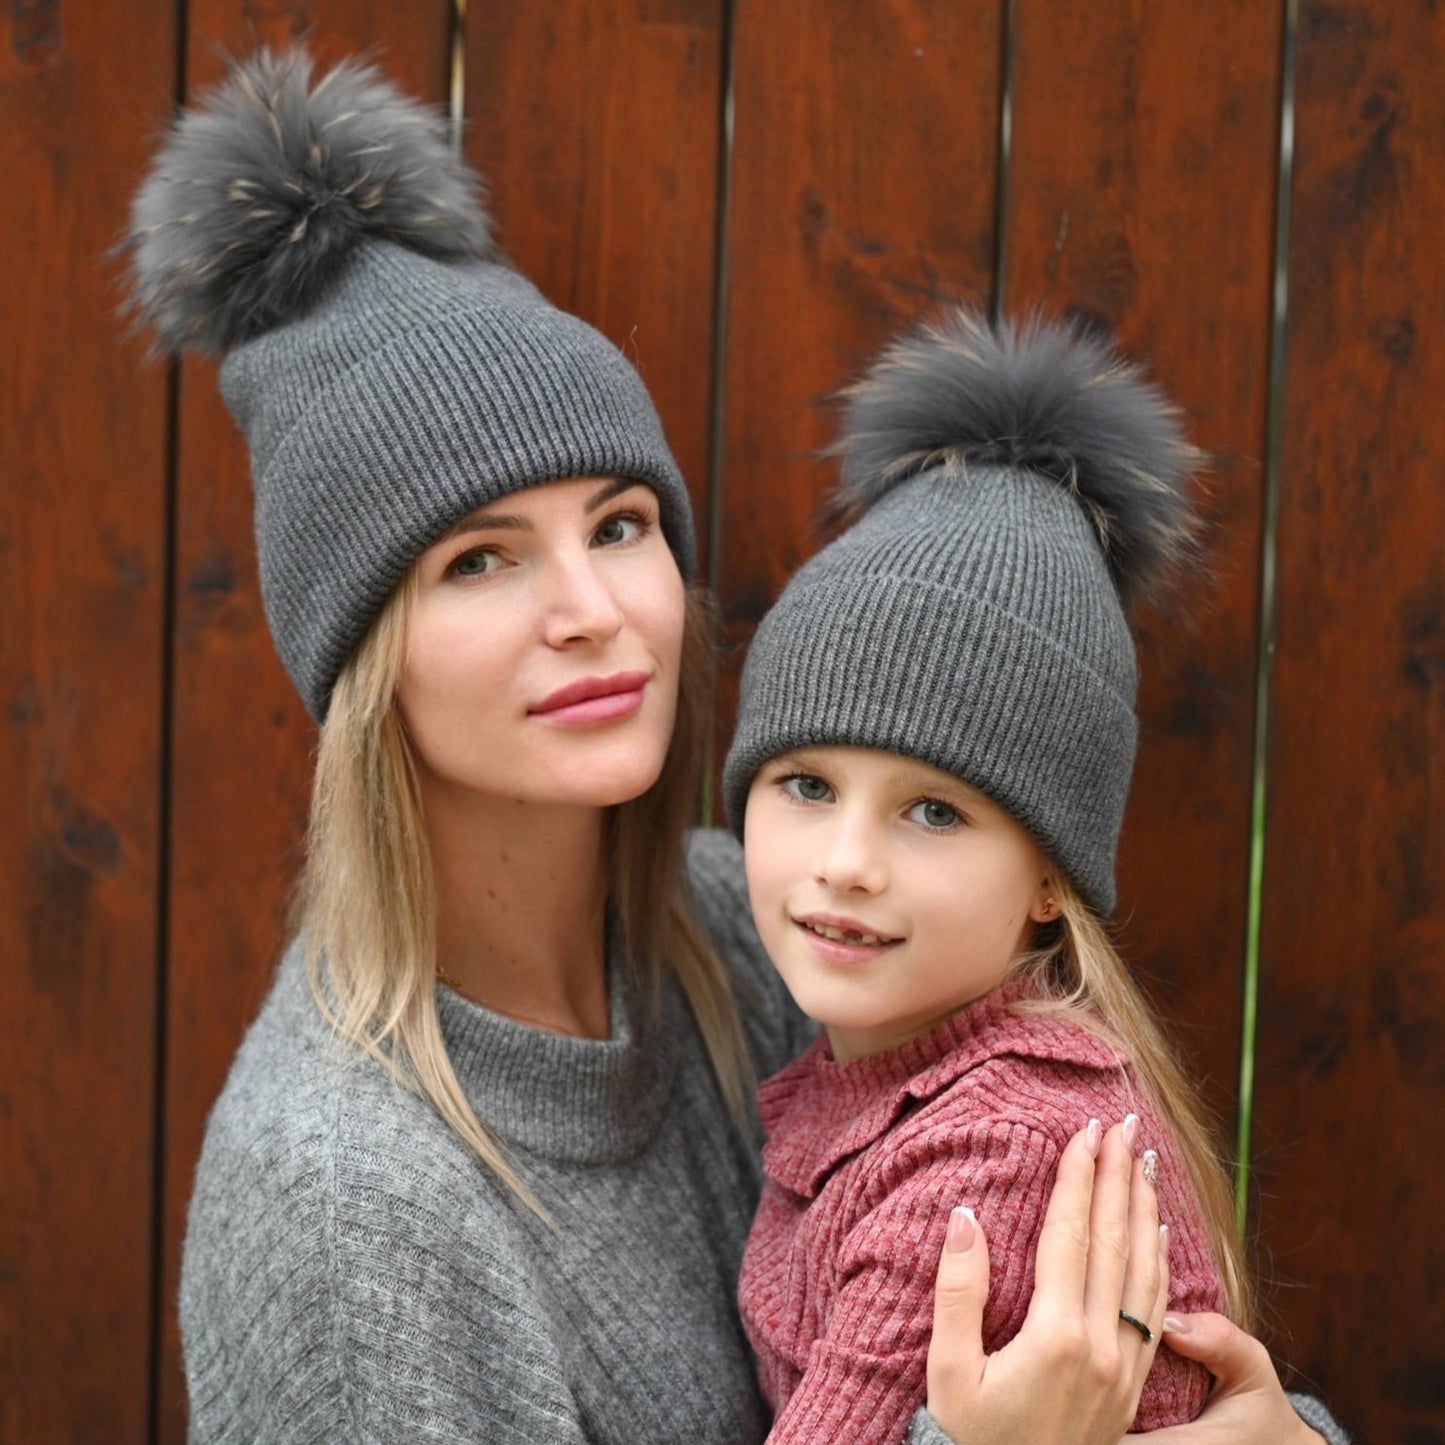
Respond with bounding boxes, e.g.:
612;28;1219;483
440;478;641;541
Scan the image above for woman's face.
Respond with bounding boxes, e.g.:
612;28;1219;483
397;477;686;813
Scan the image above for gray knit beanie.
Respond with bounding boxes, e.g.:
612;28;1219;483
124;49;694;719
722;311;1201;916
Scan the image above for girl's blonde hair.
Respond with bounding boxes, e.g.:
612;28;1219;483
1012;879;1255;1331
297;571;749;1214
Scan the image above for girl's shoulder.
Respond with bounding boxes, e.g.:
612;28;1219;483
896;1001;1145;1149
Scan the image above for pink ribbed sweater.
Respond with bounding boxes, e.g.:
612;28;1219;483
738;980;1224;1443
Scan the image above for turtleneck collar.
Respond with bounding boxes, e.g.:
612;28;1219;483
436;950;684;1165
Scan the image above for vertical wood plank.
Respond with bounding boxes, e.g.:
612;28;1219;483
464;0;726;570
1004;4;1284;1131
0;8;173;1442
1256;3;1445;1437
716;0;1003;794
158;8;455;1441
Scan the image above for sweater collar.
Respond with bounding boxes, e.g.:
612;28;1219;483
757;979;1127;1198
436;948;682;1165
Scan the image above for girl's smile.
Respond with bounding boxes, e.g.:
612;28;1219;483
744;746;1056;1061
791;910;905;965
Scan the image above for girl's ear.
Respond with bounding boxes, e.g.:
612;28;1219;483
1028;879;1060;925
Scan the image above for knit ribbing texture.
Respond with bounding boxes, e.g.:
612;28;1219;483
222;242;695;719
724;464;1138;916
739;979;1222;1442
178;832;1349;1444
179;832;989;1444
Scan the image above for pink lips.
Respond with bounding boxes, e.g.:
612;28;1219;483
793;912;903;967
529;670;649;725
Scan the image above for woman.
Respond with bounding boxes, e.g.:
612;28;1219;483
125;48;1344;1444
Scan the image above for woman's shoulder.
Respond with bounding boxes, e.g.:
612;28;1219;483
194;946;486;1217
681;826;752;943
683;827;818;1074
182;949;553;1439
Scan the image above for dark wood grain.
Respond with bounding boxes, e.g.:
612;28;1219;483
13;6;1440;1441
1255;3;1445;1437
464;0;726;571
157;9;455;1441
1005;2;1284;1139
714;0;1003;809
0;10;173;1442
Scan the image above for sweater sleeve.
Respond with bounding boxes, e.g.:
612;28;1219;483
763;1117;1213;1444
762;1121;1062;1445
1287;1394;1352;1444
905;1398;1352;1445
181;1095;590;1444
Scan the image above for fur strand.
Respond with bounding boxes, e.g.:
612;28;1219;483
831;309;1203;605
123;48;494;351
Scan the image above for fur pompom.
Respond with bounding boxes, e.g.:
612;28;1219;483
124;48;494;352
831;309;1203;605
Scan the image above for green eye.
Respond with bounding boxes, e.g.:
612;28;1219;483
595;514;642;546
783;774;832;803
452;548;500;578
908;799;959;830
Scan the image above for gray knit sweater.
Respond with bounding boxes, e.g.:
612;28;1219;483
180;831;1348;1444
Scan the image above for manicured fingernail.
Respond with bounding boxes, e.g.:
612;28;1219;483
1141;1149;1159;1188
946;1206;977;1253
1086;1118;1102;1156
1159;1223;1170;1252
1162;1313;1189;1335
1123;1113;1140;1150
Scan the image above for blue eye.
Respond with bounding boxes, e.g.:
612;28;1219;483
594;512;646;546
782;773;833;804
908;798;959;830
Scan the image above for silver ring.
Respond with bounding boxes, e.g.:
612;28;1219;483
1118;1308;1153;1344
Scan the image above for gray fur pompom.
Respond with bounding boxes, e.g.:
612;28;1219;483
124;48;495;352
831;309;1203;605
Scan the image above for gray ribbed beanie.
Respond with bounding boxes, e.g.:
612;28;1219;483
722;311;1201;916
124;49;693;719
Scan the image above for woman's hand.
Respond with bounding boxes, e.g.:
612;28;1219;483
925;1118;1167;1445
1141;1314;1327;1443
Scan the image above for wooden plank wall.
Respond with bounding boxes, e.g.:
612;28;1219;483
1003;1;1284;1129
3;3;1439;1440
2;6;173;1443
1257;4;1445;1437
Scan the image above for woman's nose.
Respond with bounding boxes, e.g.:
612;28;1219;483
816;814;888;896
541;550;625;647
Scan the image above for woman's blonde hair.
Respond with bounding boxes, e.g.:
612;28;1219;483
1012;879;1255;1331
296;570;749;1215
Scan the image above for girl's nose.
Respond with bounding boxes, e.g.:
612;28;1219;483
816;813;888;896
541;550;625;648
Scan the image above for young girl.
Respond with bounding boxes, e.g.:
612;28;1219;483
725;311;1248;1441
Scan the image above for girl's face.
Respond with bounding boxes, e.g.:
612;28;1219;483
397;477;685;814
744;746;1053;1061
